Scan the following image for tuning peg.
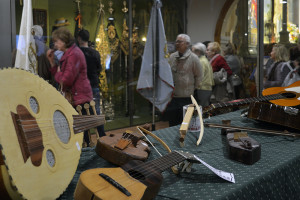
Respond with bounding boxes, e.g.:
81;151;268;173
181;160;193;173
179;141;184;147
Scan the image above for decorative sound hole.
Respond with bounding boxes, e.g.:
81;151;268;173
29;96;39;113
46;149;55;167
53;110;71;144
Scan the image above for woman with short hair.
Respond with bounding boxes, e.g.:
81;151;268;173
47;27;92;106
192;42;214;106
264;44;289;89
206;42;232;102
223;42;243;99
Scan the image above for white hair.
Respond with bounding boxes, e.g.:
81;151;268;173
192;42;206;55
177;34;191;45
32;25;43;39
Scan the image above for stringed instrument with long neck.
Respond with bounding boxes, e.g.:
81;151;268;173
203;80;300;114
74;151;198;200
247;101;300;131
179;81;300;146
0;68;105;200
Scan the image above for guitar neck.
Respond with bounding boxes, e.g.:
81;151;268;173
203;93;285;113
141;151;187;172
73;115;105;134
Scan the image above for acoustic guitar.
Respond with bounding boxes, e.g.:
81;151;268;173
0;68;105;200
74;151;197;200
203;80;300;114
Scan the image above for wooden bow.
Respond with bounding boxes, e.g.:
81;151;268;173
191;95;204;145
179;95;204;146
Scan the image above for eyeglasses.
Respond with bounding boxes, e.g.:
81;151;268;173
175;40;185;44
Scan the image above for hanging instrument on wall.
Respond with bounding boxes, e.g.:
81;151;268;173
179;81;300;146
0;68;105;200
74;0;83;38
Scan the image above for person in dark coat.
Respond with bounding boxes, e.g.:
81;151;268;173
77;29;105;137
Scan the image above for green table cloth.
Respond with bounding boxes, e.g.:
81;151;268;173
58;110;300;200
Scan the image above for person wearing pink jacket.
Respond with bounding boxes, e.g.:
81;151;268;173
47;27;94;146
47;27;92;107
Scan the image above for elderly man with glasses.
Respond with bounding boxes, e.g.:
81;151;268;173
164;34;203;126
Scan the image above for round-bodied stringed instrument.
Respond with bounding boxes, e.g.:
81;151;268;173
0;68;104;199
95;130;151;166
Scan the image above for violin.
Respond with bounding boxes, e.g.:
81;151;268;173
95;130;151;166
226;132;261;165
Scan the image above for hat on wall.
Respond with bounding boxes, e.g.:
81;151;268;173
54;18;70;27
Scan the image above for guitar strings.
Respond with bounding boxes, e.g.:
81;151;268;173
87;152;188;194
208;93;285;111
88;131;189;190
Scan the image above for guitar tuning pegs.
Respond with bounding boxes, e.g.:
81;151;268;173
181;160;193;173
175;160;193;173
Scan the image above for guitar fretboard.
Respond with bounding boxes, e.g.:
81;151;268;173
73;115;105;133
136;151;186;173
203;93;286;113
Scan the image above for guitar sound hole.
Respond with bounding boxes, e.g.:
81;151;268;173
281;92;296;98
127;170;145;181
29;96;39;114
46;149;55;167
53;110;71;144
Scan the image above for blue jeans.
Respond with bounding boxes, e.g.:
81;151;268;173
79;88;105;145
92;87;105;138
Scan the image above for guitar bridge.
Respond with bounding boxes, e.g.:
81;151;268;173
11;105;44;166
99;173;131;196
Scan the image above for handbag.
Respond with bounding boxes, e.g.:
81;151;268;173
60;83;73;105
213;68;227;85
281;63;300;87
229;73;242;86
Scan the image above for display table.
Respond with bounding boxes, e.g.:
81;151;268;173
58;110;300;200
